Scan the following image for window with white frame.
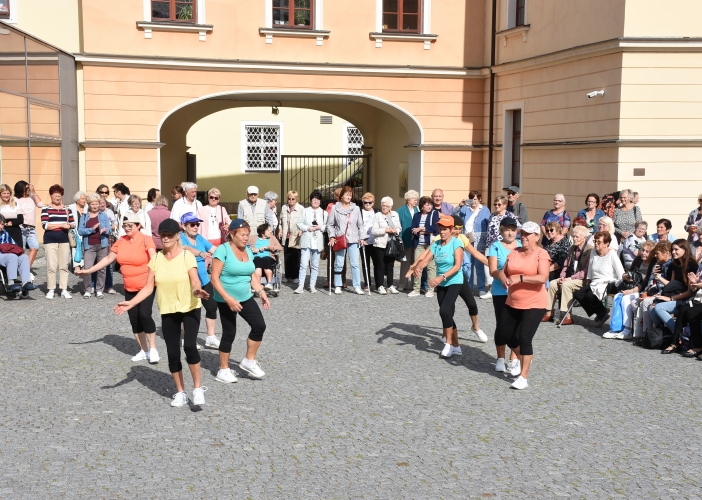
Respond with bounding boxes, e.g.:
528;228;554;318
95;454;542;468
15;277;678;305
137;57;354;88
244;124;281;172
502;104;524;188
504;0;527;29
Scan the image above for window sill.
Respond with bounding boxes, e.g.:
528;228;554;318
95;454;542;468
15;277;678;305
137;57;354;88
136;21;213;41
496;24;530;46
259;28;330;46
369;32;438;50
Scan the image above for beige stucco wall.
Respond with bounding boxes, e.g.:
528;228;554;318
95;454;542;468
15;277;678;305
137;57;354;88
623;0;702;37
10;0;80;53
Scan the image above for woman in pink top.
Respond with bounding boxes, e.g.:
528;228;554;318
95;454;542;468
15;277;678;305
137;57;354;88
14;181;43;269
197;187;229;247
496;221;551;390
146;196;171;250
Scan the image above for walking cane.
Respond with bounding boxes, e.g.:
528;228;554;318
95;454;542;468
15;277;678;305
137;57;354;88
328;246;333;296
557;300;578;328
361;243;371;296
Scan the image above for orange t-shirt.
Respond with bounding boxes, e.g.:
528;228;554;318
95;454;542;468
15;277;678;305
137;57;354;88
111;232;156;292
504;248;551;310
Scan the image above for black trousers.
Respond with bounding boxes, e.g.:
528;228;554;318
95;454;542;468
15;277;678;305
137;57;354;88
161;308;202;373
572;282;619;317
372;246;394;288
217;298;266;353
436;283;462;329
201;282;218;320
125;289;156;334
284;242;301;279
674;302;702;349
495;305;545;356
458;278;478;316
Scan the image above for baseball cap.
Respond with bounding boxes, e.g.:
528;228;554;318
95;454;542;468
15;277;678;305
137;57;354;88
246;186;259;194
229;218;250;231
122;213;142;224
437;214;454;227
500;217;518;228
504;186;521;195
181;213;203;225
158;218;180;235
520;221;541;234
452;215;463;227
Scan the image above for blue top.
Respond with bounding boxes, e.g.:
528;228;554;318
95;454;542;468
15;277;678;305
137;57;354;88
486;240;522;296
430;237;464;287
397;204;419;248
411;209;440;248
78;211;111;250
212;244;255;303
453;204;491;235
179;232;214;286
254;237;271;258
576;208;605;234
648;233;677;242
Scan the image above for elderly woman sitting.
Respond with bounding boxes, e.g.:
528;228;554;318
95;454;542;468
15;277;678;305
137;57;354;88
0;215;37;293
573;231;625;326
543;220;571;282
543;226;592;325
587;216;619;250
620;220;648;270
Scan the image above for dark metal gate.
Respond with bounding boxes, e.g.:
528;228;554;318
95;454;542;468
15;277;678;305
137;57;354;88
280;155;371;207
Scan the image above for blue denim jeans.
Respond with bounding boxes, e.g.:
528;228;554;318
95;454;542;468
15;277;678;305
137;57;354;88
464;251;486;292
334;243;361;288
299;247;321;288
649;300;679;332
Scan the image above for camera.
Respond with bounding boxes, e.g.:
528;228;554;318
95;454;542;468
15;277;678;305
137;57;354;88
587;90;605;98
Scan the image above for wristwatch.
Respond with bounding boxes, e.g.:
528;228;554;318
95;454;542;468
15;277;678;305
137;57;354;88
442;274;447;281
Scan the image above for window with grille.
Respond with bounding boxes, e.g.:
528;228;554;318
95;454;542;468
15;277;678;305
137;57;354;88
346;127;364;157
245;125;281;172
382;0;421;33
273;0;313;29
151;0;195;22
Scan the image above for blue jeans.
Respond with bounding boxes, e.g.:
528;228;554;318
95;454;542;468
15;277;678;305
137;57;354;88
649;300;679;332
464;252;486;292
334;243;361;288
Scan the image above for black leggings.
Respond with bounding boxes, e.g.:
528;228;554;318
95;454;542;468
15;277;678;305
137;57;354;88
572;283;619;317
436;283;462;329
201;282;218;320
458;279;478;317
674;302;702;349
372;246;395;288
217;298;266;353
161;308;202;373
125;289;156;334
495;305;545;356
284;242;301;279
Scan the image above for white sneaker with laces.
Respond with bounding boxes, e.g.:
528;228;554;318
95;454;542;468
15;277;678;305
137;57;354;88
61;290;72;299
387;286;399;294
294;287;304;294
216;368;238;383
192;386;207;405
479;291;493;300
334;287;342;295
451;345;462;356
205;336;221;348
602;331;618;339
310;287;317;293
264;283;273;291
408;290;421;297
495;358;506;372
621;331;634;340
148;348;160;363
472;327;488;342
509;359;522;377
96;292;104;299
510;376;529;390
83;291;91;299
377;286;387;295
131;350;148;362
30;272;35;283
440;343;453;358
354;288;365;295
425;290;435;298
239;358;265;379
45;290;55;300
181;339;203;350
171;391;189;407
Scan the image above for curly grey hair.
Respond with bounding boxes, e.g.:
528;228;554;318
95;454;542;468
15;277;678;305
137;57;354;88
263;191;278;202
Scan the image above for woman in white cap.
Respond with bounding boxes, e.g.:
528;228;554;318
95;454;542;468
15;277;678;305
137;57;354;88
115;218;210;407
495;221;551;390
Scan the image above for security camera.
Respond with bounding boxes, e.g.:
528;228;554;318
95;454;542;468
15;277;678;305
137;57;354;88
587;90;605;98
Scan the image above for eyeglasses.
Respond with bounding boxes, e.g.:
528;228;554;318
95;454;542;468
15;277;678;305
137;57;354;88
122;223;135;229
160;232;175;240
586;200;596;204
494;203;502;207
288;198;296;201
546;229;556;233
363;201;373;205
187;222;200;227
209;196;219;200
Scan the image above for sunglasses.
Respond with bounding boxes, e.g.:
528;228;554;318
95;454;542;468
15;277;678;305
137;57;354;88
187;222;200;227
209;196;219;200
160;232;176;240
546;229;556;233
288;197;296;201
98;191;109;195
494;203;502;206
363;201;373;205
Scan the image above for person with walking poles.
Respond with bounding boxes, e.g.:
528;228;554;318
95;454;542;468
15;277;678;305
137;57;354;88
114;218;210;407
210;219;270;383
295;190;327;293
496;221;551;390
326;185;367;295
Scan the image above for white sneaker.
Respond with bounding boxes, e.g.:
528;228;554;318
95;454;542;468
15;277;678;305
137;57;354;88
440;343;453;358
294;287;304;294
282;277;288;283
387;286;399;294
510;376;529;390
61;290;72;299
192;386;207;405
239;358;265;379
171;391;189;407
377;286;387;295
621;331;634;340
471;327;488;342
509;359;522;377
451;345;462;356
354;288;365;295
264;283;273;291
30;272;36;283
309;287;317;293
216;368;238;384
293;279;299;284
205;336;221;349
408;290;421;297
495;358;506;372
83;291;91;299
181;339;203;350
441;336;446;344
45;290;55;300
106;288;117;294
602;331;619;339
479;291;493;300
425;290;434;298
131;350;148;362
148;348;160;363
334;287;342;295
96;292;104;299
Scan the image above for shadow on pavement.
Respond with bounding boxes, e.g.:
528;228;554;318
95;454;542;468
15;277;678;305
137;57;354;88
70;334;138;357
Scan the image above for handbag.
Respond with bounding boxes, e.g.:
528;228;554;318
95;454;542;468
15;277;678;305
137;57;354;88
385;234;405;261
616;268;643;292
332;212;351;252
218;206;229;244
66;208;77;248
73;240;84;263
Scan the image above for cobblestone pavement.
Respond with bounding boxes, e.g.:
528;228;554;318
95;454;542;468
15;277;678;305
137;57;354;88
2;255;702;499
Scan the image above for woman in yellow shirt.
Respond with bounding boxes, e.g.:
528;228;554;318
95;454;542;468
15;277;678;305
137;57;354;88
115;219;210;408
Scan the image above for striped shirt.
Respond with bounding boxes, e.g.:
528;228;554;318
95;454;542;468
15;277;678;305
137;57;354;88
41;206;75;244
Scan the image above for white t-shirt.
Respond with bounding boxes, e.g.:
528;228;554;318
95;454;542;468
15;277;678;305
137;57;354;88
207;206;219;237
419;214;428;245
464;204;482;233
170;197;203;224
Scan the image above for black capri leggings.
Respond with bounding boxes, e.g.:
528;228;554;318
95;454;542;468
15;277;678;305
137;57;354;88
201;282;218;320
495;305;545;356
217;298;267;353
125;289;156;334
458;279;478;317
436;283;462;329
161;308;202;373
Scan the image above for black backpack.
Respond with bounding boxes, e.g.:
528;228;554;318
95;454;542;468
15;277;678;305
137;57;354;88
641;326;673;350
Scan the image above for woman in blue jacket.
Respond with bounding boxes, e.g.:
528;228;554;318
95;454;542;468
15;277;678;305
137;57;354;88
77;193;112;298
409;196;440;297
577;193;606;235
453;190;491;294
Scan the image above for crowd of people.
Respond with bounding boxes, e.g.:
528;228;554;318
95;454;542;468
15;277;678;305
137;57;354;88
2;178;702;399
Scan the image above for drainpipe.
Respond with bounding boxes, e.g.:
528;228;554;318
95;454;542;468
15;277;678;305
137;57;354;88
486;0;497;207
